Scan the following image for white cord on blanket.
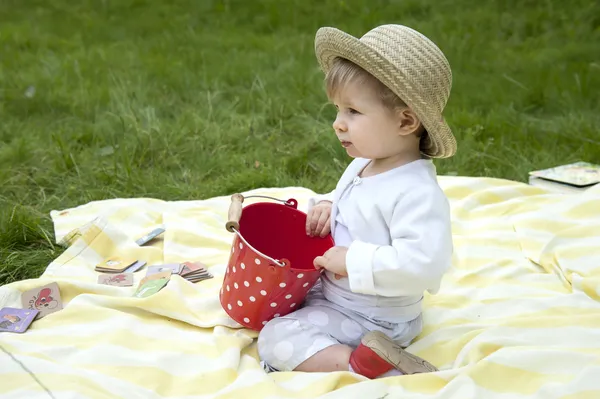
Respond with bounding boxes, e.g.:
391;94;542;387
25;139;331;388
0;343;56;399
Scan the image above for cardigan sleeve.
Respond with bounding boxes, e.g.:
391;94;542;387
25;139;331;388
345;184;453;297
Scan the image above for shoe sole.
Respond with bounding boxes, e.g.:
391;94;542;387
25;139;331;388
362;330;438;374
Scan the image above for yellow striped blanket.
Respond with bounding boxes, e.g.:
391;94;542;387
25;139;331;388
1;177;599;398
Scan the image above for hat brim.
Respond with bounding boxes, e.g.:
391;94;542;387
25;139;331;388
314;27;456;158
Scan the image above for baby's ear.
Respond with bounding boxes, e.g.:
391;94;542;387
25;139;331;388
397;108;422;136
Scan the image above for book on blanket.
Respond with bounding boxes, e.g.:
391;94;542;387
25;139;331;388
528;161;600;193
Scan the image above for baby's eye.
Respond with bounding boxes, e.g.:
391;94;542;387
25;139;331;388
347;108;359;115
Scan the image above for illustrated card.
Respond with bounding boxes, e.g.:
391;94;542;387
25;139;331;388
124;260;147;273
95;256;137;273
0;307;39;333
529;162;600;186
21;282;63;318
139;271;171;287
98;273;134;287
146;264;182;276
186;273;213;283
133;278;169;298
135;227;165;246
180;261;207;276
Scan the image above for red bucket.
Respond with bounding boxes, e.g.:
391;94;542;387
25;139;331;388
220;194;334;331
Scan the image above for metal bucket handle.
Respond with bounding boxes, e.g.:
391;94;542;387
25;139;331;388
225;193;297;268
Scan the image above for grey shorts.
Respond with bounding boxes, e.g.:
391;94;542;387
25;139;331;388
257;283;423;372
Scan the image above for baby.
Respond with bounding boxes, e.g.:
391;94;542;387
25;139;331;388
258;24;456;379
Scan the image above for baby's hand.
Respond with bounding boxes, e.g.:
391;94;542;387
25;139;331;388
306;201;332;237
313;246;348;280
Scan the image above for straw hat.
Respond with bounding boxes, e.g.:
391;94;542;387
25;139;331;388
314;24;457;158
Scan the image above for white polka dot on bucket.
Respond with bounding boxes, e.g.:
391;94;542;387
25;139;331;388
239;242;243;249
260;290;267;296
290;303;296;307
297;273;304;278
279;282;286;288
255;258;261;265
249;296;256;302
341;319;363;340
273;341;294;362
307;310;329;326
262;321;267;325
243;317;250;323
274;313;280;317
226;285;230;292
303;282;309;288
256;276;262;283
270;302;277;307
227;304;232;310
234;283;239;289
237;300;243;307
285;294;292;299
233;266;237;273
241;263;246;269
244;281;250;287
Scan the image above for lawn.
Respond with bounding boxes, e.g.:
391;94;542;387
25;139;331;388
1;0;599;285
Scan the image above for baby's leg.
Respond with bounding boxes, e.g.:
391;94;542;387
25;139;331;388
294;344;352;372
258;304;437;377
257;304;364;373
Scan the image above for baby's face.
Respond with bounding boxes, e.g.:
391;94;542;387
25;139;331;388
330;81;410;162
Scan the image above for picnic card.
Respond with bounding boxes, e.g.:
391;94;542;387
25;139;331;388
139;271;172;287
0;307;39;333
180;261;206;276
184;270;212;283
21;282;63;319
135;227;165;246
133;278;169;298
146;263;182;276
95;256;137;273
529;161;600;187
179;261;213;283
98;273;134;287
124;260;147;273
186;274;212;283
134;271;171;298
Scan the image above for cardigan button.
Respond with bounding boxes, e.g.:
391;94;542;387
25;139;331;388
352;176;362;185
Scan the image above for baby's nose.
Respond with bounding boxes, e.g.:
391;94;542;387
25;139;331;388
332;115;346;132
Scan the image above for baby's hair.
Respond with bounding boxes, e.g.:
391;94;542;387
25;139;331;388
325;57;429;149
325;57;407;113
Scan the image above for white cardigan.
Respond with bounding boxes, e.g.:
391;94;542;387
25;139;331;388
309;158;453;322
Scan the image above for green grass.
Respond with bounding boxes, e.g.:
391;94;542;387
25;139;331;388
1;0;599;285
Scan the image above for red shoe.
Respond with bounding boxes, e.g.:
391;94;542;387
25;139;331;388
349;330;438;379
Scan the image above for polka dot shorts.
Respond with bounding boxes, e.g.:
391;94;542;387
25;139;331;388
257;288;423;372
